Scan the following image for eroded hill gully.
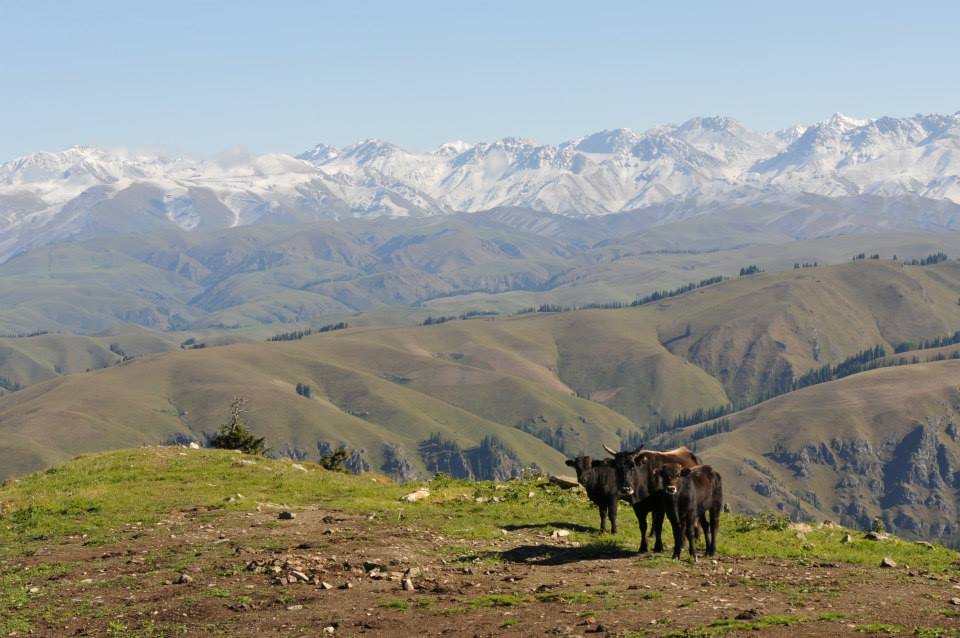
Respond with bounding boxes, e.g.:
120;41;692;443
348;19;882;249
755;414;960;541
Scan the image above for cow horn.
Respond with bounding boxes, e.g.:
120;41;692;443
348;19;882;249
603;443;618;456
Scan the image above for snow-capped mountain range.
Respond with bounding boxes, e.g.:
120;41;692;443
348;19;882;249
1;112;959;261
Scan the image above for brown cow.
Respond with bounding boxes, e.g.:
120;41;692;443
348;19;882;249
604;444;701;553
660;463;723;560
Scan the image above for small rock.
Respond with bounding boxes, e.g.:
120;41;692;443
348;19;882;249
402;578;415;591
841;533;853;543
880;557;897;568
735;608;760;620
286;604;303;611
950;597;960;606
176;573;194;584
865;531;888;541
188;442;200;449
404;567;422;578
401;488;430;502
338;582;353;590
291;463;308;472
278;511;296;520
551;529;571;538
320;581;334;590
27;586;40;594
291;570;310;582
323;627;336;635
915;541;935;550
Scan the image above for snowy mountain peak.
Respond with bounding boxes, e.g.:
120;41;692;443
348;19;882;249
826;112;872;130
297;143;339;163
432;140;473;157
2;111;959;262
575;129;643;154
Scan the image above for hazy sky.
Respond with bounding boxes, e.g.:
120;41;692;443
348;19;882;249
2;0;958;160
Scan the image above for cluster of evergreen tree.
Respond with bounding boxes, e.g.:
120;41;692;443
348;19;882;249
0;329;50;338
514;420;568;454
851;253;880;261
421;311;498;326
793;262;819;269
688;418;731;442
295;382;312;398
894;330;960;353
516;276;725;316
929;351;960;362
619;431;645;451
905;252;948;266
268;328;312;341
794;345;887;389
653;404;734;434
630;276;724;307
268;322;348;341
318;321;349;333
0;376;22;392
739;265;763;276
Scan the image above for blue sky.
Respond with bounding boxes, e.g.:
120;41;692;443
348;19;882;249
1;0;957;160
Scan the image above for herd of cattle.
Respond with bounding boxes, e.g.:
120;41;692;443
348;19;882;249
565;445;723;560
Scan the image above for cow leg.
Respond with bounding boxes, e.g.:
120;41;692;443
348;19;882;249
686;513;697;562
609;498;618;535
707;506;720;556
652;507;665;553
635;505;649;553
599;503;607;533
665;502;683;560
698;512;709;554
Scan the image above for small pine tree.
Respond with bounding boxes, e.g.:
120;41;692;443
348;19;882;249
319;447;349;472
209;396;268;455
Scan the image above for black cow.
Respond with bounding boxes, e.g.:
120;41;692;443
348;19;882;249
565;456;620;533
604;444;700;554
660;464;723;560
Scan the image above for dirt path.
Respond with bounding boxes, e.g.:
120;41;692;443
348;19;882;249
11;507;960;637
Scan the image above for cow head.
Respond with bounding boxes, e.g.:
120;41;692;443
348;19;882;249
658;463;683;495
603;443;651;501
564;456;592;480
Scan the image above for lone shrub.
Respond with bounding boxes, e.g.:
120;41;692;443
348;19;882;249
209;396;268;456
318;447;349;472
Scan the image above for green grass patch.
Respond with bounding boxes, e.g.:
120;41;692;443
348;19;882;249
855;623;907;634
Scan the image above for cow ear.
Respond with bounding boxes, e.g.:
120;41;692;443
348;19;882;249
583;456;591;466
680;467;691;476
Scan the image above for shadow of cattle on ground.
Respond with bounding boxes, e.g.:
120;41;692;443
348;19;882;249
464;541;637;566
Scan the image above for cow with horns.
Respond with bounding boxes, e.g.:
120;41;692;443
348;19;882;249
603;443;701;554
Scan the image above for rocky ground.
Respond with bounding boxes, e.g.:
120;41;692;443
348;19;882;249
9;506;960;638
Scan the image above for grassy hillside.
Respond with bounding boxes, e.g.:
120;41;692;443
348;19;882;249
658;359;960;543
3;205;960;335
5;260;960;490
0;328;179;394
2;447;958;637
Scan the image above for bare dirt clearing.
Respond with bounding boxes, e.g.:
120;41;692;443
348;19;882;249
10;506;960;638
